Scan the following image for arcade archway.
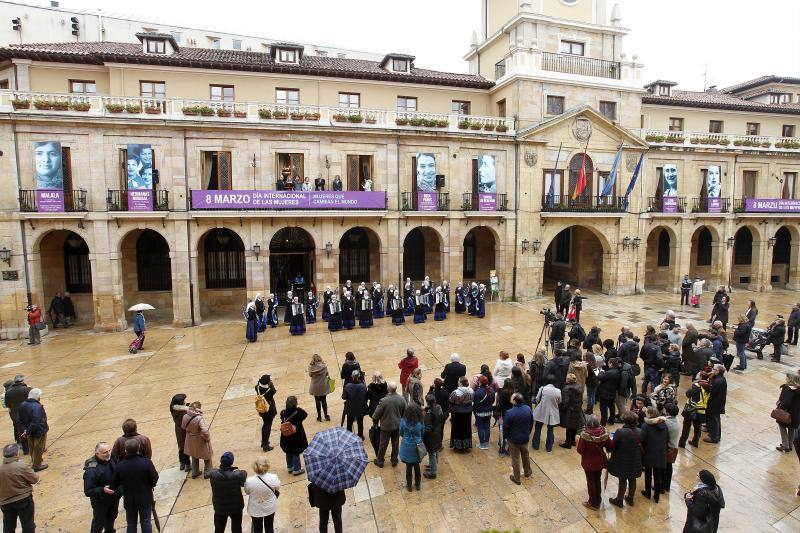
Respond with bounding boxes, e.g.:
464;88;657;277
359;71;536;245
463;226;497;284
198;228;246;317
37;230;93;325
339;227;381;285
689;226;722;288
270;227;315;300
732;226;755;287
543;225;607;291
120;229;172;322
644;226;678;290
402;226;443;282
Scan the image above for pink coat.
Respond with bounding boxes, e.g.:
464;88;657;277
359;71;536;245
181;408;213;461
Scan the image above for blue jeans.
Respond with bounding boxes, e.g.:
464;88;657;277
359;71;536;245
532;421;554;452
736;342;746;369
476;416;491;445
124;499;151;533
428;451;439;475
586;387;596;412
641;367;660;394
285;453;301;472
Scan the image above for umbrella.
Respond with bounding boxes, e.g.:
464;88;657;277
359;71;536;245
128;303;155;312
303;426;368;493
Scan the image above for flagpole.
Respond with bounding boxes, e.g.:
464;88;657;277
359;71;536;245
548;142;563;208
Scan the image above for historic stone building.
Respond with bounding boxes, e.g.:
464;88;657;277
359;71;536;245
0;0;798;338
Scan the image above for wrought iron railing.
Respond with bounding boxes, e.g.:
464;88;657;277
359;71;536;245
541;52;621;80
691;197;729;213
541;194;625;212
18;189;88;212
461;192;508;211
107;189;170;211
402;191;449;211
648;196;686;213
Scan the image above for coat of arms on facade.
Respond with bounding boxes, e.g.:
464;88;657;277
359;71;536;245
625;153;639;171
571;117;592;143
524;150;537;167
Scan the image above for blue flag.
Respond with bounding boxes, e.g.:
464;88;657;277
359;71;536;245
622;152;644;211
600;144;623;197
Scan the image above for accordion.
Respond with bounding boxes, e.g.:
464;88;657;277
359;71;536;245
390;298;402;311
435;293;443;304
329;301;342;314
415;294;429;306
292;303;305;316
361;298;373;311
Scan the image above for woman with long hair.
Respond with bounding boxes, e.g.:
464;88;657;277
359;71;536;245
399;403;425;491
473;375;495;450
169;393;190;470
448;376;474;453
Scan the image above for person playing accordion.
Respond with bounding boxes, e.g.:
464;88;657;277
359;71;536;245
359;290;374;328
475;283;486;319
306;291;318;324
266;293;280;327
441;280;451;314
413;290;427;324
372;283;385;319
327;295;343;332
321;285;334;322
433;287;447;321
389;287;405;326
283;290;294;323
342;292;356;330
454;282;466;314
289;296;306;335
403;279;414;316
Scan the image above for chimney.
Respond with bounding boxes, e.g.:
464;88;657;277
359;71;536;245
610;3;622;26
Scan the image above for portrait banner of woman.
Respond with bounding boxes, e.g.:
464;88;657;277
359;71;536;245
34;140;65;212
706;165;722;213
477;154;497;211
662;164;679;213
127;143;154;210
415;152;437;211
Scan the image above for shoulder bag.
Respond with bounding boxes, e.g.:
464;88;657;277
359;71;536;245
280;411;298;437
258;475;280;498
771;407;792;425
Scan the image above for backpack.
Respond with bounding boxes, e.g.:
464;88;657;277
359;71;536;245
255;394;268;414
280;411;297;436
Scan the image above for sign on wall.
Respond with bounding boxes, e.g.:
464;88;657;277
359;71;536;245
34;140;64;212
127;144;153;211
416;152;437;210
706;165;722;212
191;190;386;209
662;163;678;213
477;154;497;211
745;198;800;213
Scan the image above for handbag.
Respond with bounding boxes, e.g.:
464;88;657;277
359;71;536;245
690;295;698;306
328;376;336;394
771;407;792;425
35;322;46;331
666;446;678;464
280;411;297;436
781;343;790;356
416;441;428;461
258;475;280;498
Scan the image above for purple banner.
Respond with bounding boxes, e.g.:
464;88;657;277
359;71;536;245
662;196;678;213
128;189;153;211
745;198;800;213
417;192;437;211
191;190;387;209
478;193;496;211
707;197;722;213
37;189;64;212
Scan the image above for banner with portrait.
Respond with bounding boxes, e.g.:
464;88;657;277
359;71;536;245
662;163;678;213
415;152;436;210
706;165;721;212
34;140;64;212
477;154;497;211
126;144;153;211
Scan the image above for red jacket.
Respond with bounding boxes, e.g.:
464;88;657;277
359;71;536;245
27;309;41;326
576;426;610;471
398;356;419;386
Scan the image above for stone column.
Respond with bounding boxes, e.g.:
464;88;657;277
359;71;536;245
91;221;125;332
749;238;769;292
170;220;193;327
787;240;800;290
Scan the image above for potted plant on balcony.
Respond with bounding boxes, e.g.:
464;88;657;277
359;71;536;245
199;106;215;116
332;113;347;122
458;119;470;129
436;119;449;128
483;123;496;131
51;101;70;111
217;108;232;117
304;112;320;120
258;109;272;119
347;114;364;123
290;112;304;120
182;105;200;116
395;117;408;126
144;105;162;114
469;121;482;130
496;124;508;133
70;102;91;111
409;117;424;126
33;100;53;110
733;140;744;146
760;141;771;148
125;104;142;114
234;110;248;118
106;103;125;113
718;138;730;146
11;99;30;110
364;116;377;124
272;110;288;119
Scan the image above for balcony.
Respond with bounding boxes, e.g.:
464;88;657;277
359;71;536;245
541;194;625;213
541;52;621;80
3;91;516;136
402;191;449;211
18;189;88;212
644;130;800;152
733;198;800;214
691;197;730;214
107;189;170;211
648;196;686;213
461;192;508;211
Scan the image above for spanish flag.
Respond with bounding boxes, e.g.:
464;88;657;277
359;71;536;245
571;152;587;200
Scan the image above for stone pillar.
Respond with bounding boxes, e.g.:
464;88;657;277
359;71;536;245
718;241;732;291
91;222;125;332
12;60;30;92
170;220;193;327
749;238;769;292
188;244;202;324
787;240;800;290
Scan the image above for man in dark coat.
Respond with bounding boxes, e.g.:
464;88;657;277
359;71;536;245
689;339;713;378
209;451;247;533
769;317;787;362
568;320;586;346
111;419;153;461
559;284;572;316
62;292;76;326
503;393;533;484
682;323;700;374
550;314;566;350
732;316;752;371
110;440;158;533
16;388;48;471
680;274;692;306
543;349;571;390
597;358;621;426
47;292;65;328
683;470;725;533
583;326;601;351
618;334;639;367
83;441;120;533
4;375;31;454
640;337;663;395
554;281;563;310
440;354;467;394
704;365;727;444
788;305;800;345
309;482;346;533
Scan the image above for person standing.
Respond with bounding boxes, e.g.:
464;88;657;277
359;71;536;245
398;348;419;401
62;292;75;326
691;277;706;307
327;295;343;332
597;359;621;426
48;292;65;328
0;443;38;533
26;305;42;346
266;294;279;328
770;317;787;362
473;375;495;450
775;371;800;452
109;440;158;533
210;451;247;533
679;373;710;448
16;388;48;471
182;401;214;479
663;403;681;494
440;353;466;395
343;371;368;439
640;406;668;503
558;373;584;449
576;415;609;510
83;442;120;533
399;403;425;491
683;470;725;533
422;394;444;479
680;274;692;306
340;352;362;387
554;281;563;311
746;300;758;327
732;315;752;371
255;294;266;332
134;310;147;348
4;375;31;455
682;322;699;374
245;302;258;343
448;377;474;453
406;368;424;407
532;376;561;452
366;372;388;417
309;482;345;533
504;393;534;485
278;396;308;476
111;419;153;461
704;365;727;444
255;376;277;452
308;354;331;422
607;411;643;508
244;456;280;533
788;305;800;346
493;351;513;388
549;314;566;351
372;382;406;468
169;394;190;470
289;296;306;336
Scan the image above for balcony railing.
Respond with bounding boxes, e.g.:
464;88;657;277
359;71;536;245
402;191;449;211
107;189;170;211
18;189;88;212
648;196;686;213
3;91;516;135
541;194;625;212
541;52;621;80
691;197;730;213
644;130;800;152
461;192;508;211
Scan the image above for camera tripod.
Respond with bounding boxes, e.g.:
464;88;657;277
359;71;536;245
534;319;552;357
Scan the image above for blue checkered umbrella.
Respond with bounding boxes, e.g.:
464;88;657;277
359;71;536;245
304;426;368;493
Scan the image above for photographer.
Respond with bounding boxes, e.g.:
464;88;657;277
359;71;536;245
549;313;566;350
26;305;42;346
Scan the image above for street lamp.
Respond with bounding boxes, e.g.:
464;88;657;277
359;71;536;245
726;236;735;249
622;236;631;249
632;237;641;249
252;243;261;260
768;236;777;248
532;239;541;253
521;238;530;254
325;241;333;258
0;247;10;266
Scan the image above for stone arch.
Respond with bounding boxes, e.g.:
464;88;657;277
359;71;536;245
463;225;498;284
197;227;247;318
269;226;316;300
731;226;755;287
690;225;723;288
34;229;94;325
118;228;173;323
338;226;381;285
402;226;444;282
771;225;800;289
541;223;611;293
644;225;679;290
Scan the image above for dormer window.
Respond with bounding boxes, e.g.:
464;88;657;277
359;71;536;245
279;49;297;63
645;80;677;97
146;39;165;54
380;53;415;73
658;85;671;96
271;43;304;64
392;59;408;72
136;32;178;55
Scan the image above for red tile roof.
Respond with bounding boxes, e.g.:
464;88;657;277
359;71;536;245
642;89;800;116
721;75;800;94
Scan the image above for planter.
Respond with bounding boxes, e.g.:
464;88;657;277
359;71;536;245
458;120;470;129
234;111;248;118
273;112;288;120
258;110;272;119
144;107;162;114
51;102;70;111
395;118;409;126
761;142;771;147
11;100;30;110
364;117;377;124
106;104;125;113
290;113;304;120
469;123;482;130
70;102;91;112
199;107;215;116
347;115;364;123
409;118;424;126
33;101;53;110
217;110;232;117
496;125;508;133
483;124;496;131
333;114;348;122
125;105;142;114
436;120;449;128
304;113;320;120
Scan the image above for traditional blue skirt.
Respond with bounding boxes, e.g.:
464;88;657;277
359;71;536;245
246;320;258;342
328;314;343;331
283;307;292;323
373;300;385;319
359;313;373;328
392;309;405;325
434;308;446;321
413;309;426;324
256;314;266;332
322;306;330;322
404;297;414;316
289;322;306;335
476;300;486;318
343;317;356;330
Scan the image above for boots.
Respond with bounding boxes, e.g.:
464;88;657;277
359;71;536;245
191;458;201;479
203;460;213;479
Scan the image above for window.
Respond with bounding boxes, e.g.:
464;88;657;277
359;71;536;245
543;171;563;200
668;117;684;131
136;230;171;292
339;92;360;108
317;50;328;57
696;228;712;266
452;100;471;115
497;99;506;118
278;49;297;63
0;79;9;89
734;229;753;265
742;170;757;199
210;38;221;49
599;101;616;120
276;88;299;105
277;153;304;185
204;228;245;289
232;39;242;50
709;120;723;133
657;229;670;267
658;85;671;96
202;151;232;190
495;61;506;79
397;96;417;114
64;232;92;293
140;81;165;98
463;231;476;278
391;58;408;72
170;31;181;44
210;84;234;101
783;125;796;138
69;80;96;94
337;53;346;59
146;39;165;54
746;122;760;136
770;93;791;104
783;172;797;200
654;167;664;198
559;40;584;56
340;228;371;282
346;155;374;191
597;171;616;200
546;95;564;115
554;228;571;264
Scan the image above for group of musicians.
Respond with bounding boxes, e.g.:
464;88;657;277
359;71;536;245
245;277;487;339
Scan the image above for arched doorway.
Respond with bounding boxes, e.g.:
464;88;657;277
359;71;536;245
543;225;606;291
771;226;792;286
732;226;754;287
270;227;315;300
198;228;246;317
568;153;594;204
463;226;496;284
120;229;172;322
37;230;93;325
403;227;442;282
339;227;380;285
645;227;677;290
690;226;720;287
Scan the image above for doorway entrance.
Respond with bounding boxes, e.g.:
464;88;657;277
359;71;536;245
270;227;315;300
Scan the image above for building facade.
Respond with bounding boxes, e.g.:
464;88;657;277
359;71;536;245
0;0;798;338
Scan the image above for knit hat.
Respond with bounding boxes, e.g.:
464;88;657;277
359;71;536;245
13;375;24;383
220;451;234;468
698;469;716;487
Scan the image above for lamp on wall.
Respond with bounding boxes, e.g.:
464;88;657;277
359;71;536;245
768;236;777;248
0;247;10;266
632;237;642;249
325;241;333;257
532;239;541;252
252;243;261;260
521;238;530;254
622;236;631;249
726;236;735;249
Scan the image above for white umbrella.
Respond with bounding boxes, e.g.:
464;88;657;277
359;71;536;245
128;303;155;312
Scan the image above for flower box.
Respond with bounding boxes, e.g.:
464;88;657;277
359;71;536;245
483;124;496;131
234;111;248;118
333;114;348;122
144;106;162;114
304;112;320;120
258;109;272;119
11;99;30;109
272;111;288;119
217;109;232;117
199;107;215;116
33;100;53;110
469;122;482;130
458;120;470;129
51;101;70;111
106;103;125;113
409;118;424;126
364;117;377;124
125;105;142;114
290;113;304;120
718;139;730;145
495;124;508;133
70;102;91;112
760;141;771;148
436;119;449;128
182;106;200;116
395;118;409;126
347;115;364;123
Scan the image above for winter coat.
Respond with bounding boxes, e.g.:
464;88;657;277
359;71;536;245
533;384;561;426
607;424;643;479
583;357;598;389
503;404;534;444
618;363;634;398
398;356;419;387
707;375;727;415
543;355;571;390
640;417;669;468
583;331;601;351
244;473;280;518
682;329;699;361
432;386;450;413
769;323;786;344
210;466;247;515
665;416;681;449
683;484;725;533
181;408;213;461
568;360;589;388
134;313;145;333
576;426;610;471
789;309;800;328
777;385;800;429
372;393;406;431
278;407;308;455
110;454;158;507
711;302;729;325
550;320;566;341
493;359;513;388
423;404;445;453
472;386;495;418
398;419;424;463
406;376;424;406
111;432;153;460
4;384;31;418
367;382;388;416
733;322;752;344
17;399;48;438
559;383;585;430
340;360;362;384
448;386;474;414
170;404;189;450
309;483;346;511
640;342;662;369
440;361;467;393
343;382;368;418
597;368;621;401
308;362;331;397
689;347;712;376
569;324;586;344
83;456;119;504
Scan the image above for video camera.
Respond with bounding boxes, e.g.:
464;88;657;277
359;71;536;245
540;307;557;324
